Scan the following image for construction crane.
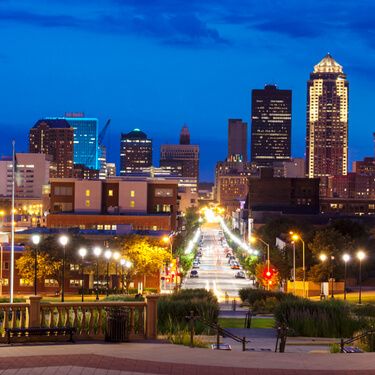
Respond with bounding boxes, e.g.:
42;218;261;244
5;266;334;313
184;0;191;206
85;119;111;168
98;119;111;146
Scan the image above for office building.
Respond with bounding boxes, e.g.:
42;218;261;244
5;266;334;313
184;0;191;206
120;129;152;176
228;119;248;162
306;54;349;178
47;177;178;230
160;126;199;191
273;158;305;178
0;153;53;198
353;157;375;176
107;163;116;177
63;113;99;170
251;84;292;166
29;119;74;178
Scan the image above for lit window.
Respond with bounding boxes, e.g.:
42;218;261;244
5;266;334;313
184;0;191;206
104;225;111;230
130;201;135;208
108;189;113;197
70;264;80;271
45;279;59;287
86;200;90;207
85;189;91;197
1;278;9;286
130;190;135;197
20;279;33;286
97;224;104;230
69;279;82;287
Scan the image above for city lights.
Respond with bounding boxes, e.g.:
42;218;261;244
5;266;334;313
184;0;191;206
185;228;201;255
218;217;253;254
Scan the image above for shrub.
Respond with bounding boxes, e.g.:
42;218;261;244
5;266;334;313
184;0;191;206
239;288;296;306
252;297;279;314
274;299;364;338
158;289;219;334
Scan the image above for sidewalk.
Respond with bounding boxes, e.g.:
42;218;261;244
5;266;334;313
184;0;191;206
0;340;375;374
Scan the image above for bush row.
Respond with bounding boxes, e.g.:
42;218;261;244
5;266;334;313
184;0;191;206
157;289;219;334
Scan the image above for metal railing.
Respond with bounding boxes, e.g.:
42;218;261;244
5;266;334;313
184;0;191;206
340;330;375;353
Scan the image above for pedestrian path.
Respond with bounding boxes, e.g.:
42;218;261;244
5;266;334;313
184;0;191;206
1;341;375;374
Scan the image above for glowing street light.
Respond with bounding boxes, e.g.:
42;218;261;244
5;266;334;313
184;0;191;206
78;247;87;302
319;253;335;299
58;235;69;302
250;235;271;290
93;246;102;301
31;234;41;296
290;232;306;298
104;249;112;296
357;250;366;304
113;251;121;290
342;253;351;300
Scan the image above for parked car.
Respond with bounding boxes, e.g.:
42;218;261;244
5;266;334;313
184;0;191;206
235;271;245;279
190;270;199;278
193;261;200;269
231;263;240;270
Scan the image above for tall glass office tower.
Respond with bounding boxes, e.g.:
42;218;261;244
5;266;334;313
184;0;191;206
63;113;99;170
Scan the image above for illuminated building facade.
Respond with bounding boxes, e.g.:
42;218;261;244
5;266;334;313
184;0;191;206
228;119;247;162
62;113;99;170
160;126;199;191
29;119;73;178
306;54;348;178
120;129;152;176
251;84;292;166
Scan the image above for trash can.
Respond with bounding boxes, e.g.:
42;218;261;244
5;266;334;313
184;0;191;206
105;307;130;342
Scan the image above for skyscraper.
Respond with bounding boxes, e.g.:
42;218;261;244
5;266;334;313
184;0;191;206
251;84;292;166
120;129;152;175
160;126;199;191
63;113;99;170
306;54;348;178
228;119;247;162
29;119;74;178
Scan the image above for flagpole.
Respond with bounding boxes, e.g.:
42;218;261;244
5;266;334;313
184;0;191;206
10;140;15;303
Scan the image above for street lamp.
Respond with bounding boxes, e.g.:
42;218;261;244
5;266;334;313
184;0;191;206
93;246;102;301
31;234;41;296
162;236;173;254
58;235;69;302
120;259;132;294
78;247;87;302
342;254;351;301
291;241;296;295
357;250;366;304
320;253;335;299
113;251;120;290
104;249;112;296
250;235;270;290
290;232;306;298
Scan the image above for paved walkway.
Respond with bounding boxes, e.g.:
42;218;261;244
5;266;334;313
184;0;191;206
0;341;375;374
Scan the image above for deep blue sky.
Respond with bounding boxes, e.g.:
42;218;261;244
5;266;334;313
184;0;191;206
0;0;374;181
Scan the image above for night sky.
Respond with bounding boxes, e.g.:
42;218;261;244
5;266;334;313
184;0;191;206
0;0;374;181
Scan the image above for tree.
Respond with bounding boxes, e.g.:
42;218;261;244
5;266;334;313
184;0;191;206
16;234;91;288
307;228;353;282
255;262;280;289
16;249;62;284
111;235;172;289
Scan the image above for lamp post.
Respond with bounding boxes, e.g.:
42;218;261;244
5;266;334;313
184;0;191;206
104;249;112;296
113;251;120;290
250;235;270;290
291;241;296;295
120;259;126;293
342;254;351;301
58;235;69;302
31;234;41;296
93;246;102;301
78;247;87;302
357;250;366;304
290;232;306;298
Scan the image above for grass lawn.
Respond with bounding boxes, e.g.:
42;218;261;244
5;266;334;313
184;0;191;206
218;317;275;329
310;291;375;304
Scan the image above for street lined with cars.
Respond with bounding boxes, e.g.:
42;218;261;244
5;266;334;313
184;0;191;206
183;224;252;298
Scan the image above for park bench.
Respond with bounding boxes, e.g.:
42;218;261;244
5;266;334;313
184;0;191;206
5;326;76;344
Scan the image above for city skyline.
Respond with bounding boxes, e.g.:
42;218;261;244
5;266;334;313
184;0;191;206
0;1;374;181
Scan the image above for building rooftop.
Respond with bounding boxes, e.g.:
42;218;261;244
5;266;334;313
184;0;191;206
122;128;149;140
313;53;343;74
33;119;71;129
